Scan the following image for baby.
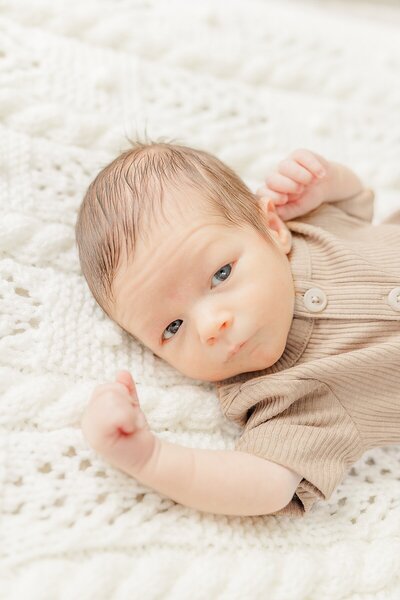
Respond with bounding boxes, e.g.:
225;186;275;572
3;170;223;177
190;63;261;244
75;141;400;518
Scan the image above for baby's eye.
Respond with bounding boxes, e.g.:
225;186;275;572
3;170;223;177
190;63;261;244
211;263;232;288
161;263;233;343
162;319;183;342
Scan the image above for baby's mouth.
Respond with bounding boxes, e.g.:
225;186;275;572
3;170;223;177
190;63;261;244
226;340;247;361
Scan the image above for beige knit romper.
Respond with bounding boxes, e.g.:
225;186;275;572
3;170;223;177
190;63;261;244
215;189;400;516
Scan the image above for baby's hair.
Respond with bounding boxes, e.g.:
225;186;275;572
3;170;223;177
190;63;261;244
75;137;275;324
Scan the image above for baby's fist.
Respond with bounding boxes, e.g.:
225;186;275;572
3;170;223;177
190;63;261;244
256;148;332;221
81;371;156;475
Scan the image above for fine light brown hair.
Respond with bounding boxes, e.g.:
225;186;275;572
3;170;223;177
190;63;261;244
75;139;275;325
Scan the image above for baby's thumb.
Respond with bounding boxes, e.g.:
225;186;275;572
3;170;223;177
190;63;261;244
275;202;301;222
116;370;138;401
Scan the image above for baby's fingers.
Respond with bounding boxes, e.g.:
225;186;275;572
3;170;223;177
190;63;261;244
278;158;315;185
289;149;327;179
115;371;140;404
255;186;288;205
275;200;304;221
264;173;305;195
103;400;149;438
83;393;138;442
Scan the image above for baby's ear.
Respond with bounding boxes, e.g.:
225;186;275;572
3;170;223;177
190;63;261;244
262;199;292;254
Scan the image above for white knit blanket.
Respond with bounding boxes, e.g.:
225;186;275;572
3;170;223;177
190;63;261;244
1;0;400;597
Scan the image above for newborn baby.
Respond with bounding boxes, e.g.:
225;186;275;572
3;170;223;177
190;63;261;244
75;142;400;517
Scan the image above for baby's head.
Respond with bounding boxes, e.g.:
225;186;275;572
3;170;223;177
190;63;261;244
75;140;295;382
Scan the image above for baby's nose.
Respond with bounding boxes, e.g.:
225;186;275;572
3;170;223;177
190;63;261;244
201;315;233;346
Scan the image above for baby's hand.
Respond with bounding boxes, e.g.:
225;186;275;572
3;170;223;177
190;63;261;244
256;148;333;221
81;370;156;476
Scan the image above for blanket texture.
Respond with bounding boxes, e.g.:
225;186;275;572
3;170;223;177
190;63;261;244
1;0;400;598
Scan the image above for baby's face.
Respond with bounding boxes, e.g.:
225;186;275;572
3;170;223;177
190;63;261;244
112;184;295;382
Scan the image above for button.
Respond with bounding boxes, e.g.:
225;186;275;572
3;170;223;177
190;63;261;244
387;287;400;312
303;287;327;313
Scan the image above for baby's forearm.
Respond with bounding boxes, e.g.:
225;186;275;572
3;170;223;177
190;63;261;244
323;161;364;203
130;437;289;516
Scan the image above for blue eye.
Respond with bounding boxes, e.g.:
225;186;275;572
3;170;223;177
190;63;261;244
161;263;233;343
162;319;183;341
211;263;232;287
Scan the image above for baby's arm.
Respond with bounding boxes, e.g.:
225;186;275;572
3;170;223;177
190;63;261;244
321;160;364;203
256;148;364;221
81;371;301;516
135;438;301;516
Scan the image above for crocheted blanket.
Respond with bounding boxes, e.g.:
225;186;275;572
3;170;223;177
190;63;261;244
1;0;400;597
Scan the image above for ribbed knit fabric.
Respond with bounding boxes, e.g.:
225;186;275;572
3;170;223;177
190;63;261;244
215;188;400;517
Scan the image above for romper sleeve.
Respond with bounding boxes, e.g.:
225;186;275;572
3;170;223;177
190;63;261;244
328;187;375;223
220;376;364;517
288;187;375;233
381;208;400;226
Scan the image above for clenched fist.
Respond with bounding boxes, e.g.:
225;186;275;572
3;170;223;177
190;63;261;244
81;370;157;476
256;148;333;221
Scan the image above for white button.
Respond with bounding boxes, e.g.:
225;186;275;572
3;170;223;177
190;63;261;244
387;287;400;312
303;287;327;313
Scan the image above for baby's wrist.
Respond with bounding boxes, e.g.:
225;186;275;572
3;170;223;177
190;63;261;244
90;427;159;479
130;431;161;477
131;434;163;480
318;161;341;203
321;161;364;203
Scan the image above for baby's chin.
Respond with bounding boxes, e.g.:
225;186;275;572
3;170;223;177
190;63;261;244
183;356;274;383
160;341;282;382
152;351;265;381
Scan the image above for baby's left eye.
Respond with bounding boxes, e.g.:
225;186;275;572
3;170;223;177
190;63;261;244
211;263;232;288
